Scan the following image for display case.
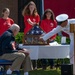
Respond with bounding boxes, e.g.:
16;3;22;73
23;25;49;45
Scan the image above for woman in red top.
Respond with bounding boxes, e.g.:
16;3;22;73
40;9;57;41
0;8;14;36
22;1;40;34
22;1;40;70
40;9;57;69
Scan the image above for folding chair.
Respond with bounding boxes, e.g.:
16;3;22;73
0;59;20;75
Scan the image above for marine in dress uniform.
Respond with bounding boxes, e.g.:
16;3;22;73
41;14;75;64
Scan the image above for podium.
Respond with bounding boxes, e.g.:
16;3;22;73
70;23;75;75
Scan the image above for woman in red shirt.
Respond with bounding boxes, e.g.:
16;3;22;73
0;8;14;36
40;9;57;69
22;1;40;34
22;1;40;70
40;9;57;41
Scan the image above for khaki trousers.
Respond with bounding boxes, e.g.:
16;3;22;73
0;52;33;72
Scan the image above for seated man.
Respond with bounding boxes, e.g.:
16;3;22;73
0;24;33;75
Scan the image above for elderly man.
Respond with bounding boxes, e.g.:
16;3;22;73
40;14;75;65
0;24;33;75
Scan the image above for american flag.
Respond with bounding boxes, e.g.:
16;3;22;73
27;25;44;35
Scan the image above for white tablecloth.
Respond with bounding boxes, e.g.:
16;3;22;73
19;44;70;60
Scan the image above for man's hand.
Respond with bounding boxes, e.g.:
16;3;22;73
39;37;45;42
18;49;29;55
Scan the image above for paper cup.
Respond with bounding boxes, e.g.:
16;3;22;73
61;36;66;44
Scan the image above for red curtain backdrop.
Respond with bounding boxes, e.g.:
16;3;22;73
44;0;75;18
44;0;75;37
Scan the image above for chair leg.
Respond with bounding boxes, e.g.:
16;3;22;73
0;66;20;75
0;66;5;75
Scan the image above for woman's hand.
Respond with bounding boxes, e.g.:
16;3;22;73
27;18;36;26
32;22;36;26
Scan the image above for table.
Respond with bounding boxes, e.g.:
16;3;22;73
19;44;70;60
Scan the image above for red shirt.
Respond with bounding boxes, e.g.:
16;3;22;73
24;15;40;34
40;19;57;41
0;18;14;36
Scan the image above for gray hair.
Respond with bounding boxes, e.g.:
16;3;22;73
9;24;20;32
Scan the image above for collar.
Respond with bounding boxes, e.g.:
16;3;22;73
7;29;14;36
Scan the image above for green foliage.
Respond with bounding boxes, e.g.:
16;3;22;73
15;32;24;43
66;37;70;44
55;36;61;44
55;36;70;44
20;67;61;75
29;68;61;75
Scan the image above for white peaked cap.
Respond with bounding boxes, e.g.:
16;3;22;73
56;14;69;22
